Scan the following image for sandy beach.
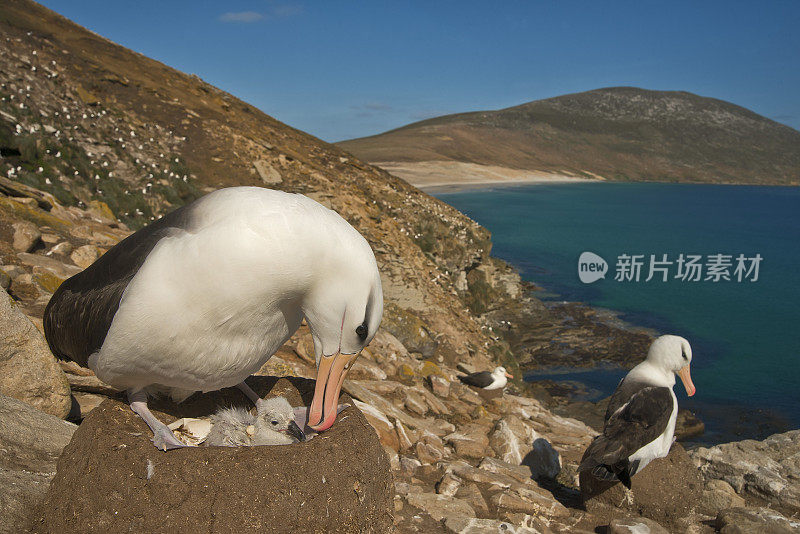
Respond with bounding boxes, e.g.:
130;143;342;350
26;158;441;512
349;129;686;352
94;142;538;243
373;160;602;192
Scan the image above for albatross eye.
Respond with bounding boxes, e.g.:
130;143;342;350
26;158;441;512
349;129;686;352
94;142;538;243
356;323;368;340
271;420;279;426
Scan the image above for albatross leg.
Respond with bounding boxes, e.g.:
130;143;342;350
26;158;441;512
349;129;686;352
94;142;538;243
127;389;189;451
237;381;265;410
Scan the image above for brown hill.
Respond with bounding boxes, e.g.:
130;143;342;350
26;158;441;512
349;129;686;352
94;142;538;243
338;87;800;185
0;0;512;370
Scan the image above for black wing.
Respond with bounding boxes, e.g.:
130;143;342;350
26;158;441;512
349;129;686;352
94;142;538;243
458;371;494;388
43;202;199;367
579;383;674;485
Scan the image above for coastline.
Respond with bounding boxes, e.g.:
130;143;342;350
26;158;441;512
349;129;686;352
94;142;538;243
430;184;799;447
372;160;601;193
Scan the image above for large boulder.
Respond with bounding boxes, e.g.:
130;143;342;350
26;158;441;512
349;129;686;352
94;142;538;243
0;394;77;534
0;287;71;418
33;377;393;533
716;507;800;534
580;444;705;529
690;430;800;513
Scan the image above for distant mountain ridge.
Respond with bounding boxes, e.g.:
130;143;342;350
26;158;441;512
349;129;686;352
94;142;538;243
338;87;800;185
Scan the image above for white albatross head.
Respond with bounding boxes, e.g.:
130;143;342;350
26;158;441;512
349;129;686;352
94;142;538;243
645;335;696;396
493;366;514;380
301;219;383;432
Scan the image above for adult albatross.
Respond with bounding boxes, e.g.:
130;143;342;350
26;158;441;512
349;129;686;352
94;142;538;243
578;335;696;488
44;187;383;450
458;366;513;390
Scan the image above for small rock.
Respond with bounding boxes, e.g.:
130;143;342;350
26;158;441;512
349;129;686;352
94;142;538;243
397;363;416;381
348;358;387;381
716;507;800;534
72;392;107;419
455;483;489;516
352;399;400;451
16;253;81;279
430;418;456;435
675;408;705;440
478;457;532;484
429;374;450;398
32;267;65;294
490;416;532;464
459;386;483;405
395;419;415;451
418;360;442;378
253;160;282;184
437;472;462;496
70;245;101;269
0;269;10;291
406;492;476;522
445;517;517;534
384;445;400;470
0;287;71;418
48;241;73;257
445;424;490;459
12;221;42;252
700;479;746;515
472;405;491;420
400;456;422;477
608;517;670;534
86;200;116;222
40;233;60;245
416;441;445;465
0;265;25;279
370;329;410;360
404;390;428;415
490;486;569;518
292;331;315;364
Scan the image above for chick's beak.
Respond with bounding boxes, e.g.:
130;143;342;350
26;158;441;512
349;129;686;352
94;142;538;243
308;351;360;431
678;365;696;397
287;420;306;442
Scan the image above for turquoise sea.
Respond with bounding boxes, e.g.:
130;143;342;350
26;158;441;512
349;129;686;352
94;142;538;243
436;182;800;445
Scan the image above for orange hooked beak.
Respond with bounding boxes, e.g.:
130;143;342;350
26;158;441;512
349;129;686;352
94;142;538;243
678;365;696;397
308;351;360;431
505;371;514;379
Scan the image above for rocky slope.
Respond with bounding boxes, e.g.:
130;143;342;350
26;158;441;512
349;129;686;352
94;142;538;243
338;87;800;186
1;2;798;533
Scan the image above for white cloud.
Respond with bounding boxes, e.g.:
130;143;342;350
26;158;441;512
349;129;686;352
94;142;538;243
219;11;264;23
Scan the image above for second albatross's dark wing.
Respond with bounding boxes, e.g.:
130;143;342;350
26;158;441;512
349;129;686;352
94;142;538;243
458;371;494;388
578;381;674;488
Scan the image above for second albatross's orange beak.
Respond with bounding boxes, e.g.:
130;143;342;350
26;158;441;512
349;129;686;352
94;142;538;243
308;352;360;431
678;365;696;396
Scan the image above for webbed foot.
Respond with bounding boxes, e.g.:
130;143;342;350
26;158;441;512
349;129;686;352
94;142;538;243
151;425;190;451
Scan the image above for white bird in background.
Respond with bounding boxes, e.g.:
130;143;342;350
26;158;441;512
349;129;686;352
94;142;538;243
458;366;514;390
44;187;383;450
204;397;306;447
579;335;696;488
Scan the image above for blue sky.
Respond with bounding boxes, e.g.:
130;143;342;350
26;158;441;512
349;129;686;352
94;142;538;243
37;1;800;142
